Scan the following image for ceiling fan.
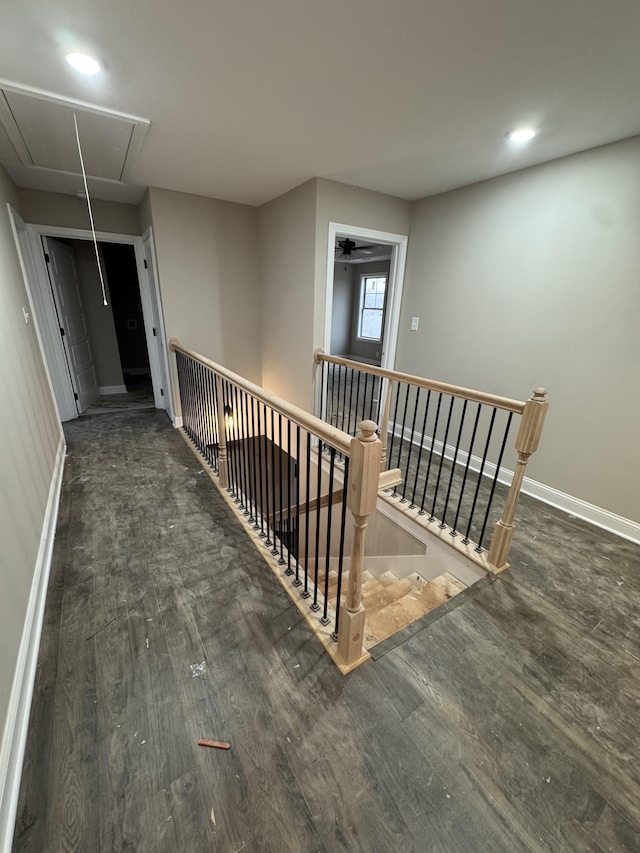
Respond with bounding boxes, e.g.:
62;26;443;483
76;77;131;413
335;238;377;260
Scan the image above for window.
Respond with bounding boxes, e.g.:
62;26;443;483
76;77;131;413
357;275;387;341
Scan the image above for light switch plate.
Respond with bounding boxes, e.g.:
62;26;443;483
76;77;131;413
410;316;419;331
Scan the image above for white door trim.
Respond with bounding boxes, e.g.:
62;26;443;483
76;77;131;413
324;222;408;370
23;223;172;419
142;226;175;423
6;205;70;422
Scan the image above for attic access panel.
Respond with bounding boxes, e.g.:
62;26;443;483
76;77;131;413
0;82;149;183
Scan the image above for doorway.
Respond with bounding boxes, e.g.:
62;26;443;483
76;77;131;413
324;223;408;370
7;209;173;424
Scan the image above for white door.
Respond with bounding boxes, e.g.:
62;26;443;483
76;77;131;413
142;229;173;421
43;237;99;413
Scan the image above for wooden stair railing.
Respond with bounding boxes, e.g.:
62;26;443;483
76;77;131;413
169;338;382;672
314;349;548;574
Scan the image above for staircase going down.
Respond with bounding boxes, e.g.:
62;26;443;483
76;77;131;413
317;566;467;649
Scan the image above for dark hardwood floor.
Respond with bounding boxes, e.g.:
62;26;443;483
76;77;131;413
12;409;640;852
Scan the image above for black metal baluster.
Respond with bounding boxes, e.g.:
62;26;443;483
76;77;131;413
243;390;252;518
476;412;513;551
233;385;244;507
347;367;355;436
394;383;411;489
429;396;455;522
270;409;278;556
278;413;285;564
293;425;302;586
257;402;266;538
203;368;213;468
263;403;272;546
285;418;293;575
400;387;421;502
441;399;468;529
321;447;336;625
419;392;443;514
212;372;220;471
335;365;343;431
463;408;497;545
451;403;482;537
331;457;349;642
223;381;235;494
250;396;260;530
341;366;349;434
410;389;431;508
302;432;311;598
311;439;323;612
355;369;362;429
233;384;243;504
387;381;401;472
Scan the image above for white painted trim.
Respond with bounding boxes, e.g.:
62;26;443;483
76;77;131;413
390;423;640;545
142;226;175;424
25;224;170;421
99;384;127;395
6;206;66;424
173;415;183;428
0;437;65;853
324;222;408;371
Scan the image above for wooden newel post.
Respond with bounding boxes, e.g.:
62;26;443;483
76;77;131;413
488;388;548;571
337;419;382;666
215;373;230;490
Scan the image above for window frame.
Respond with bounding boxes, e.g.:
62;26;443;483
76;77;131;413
356;273;387;342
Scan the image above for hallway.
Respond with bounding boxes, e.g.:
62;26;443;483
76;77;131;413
12;410;640;852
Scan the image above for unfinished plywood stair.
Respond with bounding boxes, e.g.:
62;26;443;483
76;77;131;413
317;564;466;650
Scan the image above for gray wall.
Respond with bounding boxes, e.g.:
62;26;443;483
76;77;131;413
71;240;124;389
148;188;262;414
330;261;352;355
259;180;317;410
18;189;141;235
314;179;411;351
0;168;62;761
398;137;640;522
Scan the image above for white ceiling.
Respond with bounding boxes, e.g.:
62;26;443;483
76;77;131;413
1;0;639;207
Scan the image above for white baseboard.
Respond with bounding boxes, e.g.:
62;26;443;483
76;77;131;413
99;384;127;395
0;436;66;853
390;424;640;545
173;415;183;428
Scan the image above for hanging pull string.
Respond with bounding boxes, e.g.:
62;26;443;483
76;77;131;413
73;112;108;306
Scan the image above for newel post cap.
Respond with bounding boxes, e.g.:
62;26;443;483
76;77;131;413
357;420;379;442
531;387;547;401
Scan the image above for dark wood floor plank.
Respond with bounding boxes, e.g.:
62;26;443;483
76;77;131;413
44;578;100;853
13;409;640;853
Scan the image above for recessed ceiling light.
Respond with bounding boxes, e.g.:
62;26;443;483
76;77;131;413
65;52;101;75
507;127;536;143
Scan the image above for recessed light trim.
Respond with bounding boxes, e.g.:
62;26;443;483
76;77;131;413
507;127;536;143
66;52;101;75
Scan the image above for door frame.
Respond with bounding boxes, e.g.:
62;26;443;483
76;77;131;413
16;222;172;421
323;222;408;370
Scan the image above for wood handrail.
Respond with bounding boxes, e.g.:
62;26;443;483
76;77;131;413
314;349;526;414
171;339;352;456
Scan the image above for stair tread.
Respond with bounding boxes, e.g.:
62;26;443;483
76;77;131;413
362;577;415;614
364;572;467;647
